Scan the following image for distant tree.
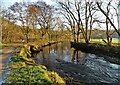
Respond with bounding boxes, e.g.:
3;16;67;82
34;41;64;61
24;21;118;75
1;8;19;42
27;1;58;43
7;2;32;43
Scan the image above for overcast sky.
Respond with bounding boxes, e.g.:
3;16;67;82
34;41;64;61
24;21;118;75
1;0;55;9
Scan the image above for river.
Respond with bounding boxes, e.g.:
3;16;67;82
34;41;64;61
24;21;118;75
0;47;19;84
1;42;120;84
34;42;120;84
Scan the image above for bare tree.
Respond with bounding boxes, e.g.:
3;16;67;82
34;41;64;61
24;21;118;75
8;2;31;43
96;0;120;37
58;0;96;43
95;0;120;45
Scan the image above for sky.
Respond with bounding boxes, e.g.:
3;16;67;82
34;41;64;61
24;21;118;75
0;0;119;30
1;0;55;9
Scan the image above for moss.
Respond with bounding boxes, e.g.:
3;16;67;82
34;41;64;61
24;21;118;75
6;45;65;84
11;55;25;62
7;64;65;84
49;72;65;84
7;65;52;84
9;62;26;69
19;47;31;58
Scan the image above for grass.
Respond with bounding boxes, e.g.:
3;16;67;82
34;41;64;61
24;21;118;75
78;39;120;45
90;39;120;45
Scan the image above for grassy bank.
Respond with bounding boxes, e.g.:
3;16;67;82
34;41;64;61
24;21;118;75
71;42;120;64
5;45;65;84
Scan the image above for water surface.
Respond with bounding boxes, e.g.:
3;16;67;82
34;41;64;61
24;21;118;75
0;47;18;84
35;42;120;84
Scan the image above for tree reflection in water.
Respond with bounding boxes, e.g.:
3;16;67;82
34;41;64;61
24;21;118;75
36;42;86;69
72;49;82;64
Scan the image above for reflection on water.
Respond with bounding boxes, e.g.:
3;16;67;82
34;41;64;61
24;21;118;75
36;42;120;67
35;42;74;69
35;42;120;83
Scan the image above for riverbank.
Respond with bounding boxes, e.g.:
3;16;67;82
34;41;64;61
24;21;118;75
22;42;120;85
2;41;120;84
2;45;65;84
71;42;120;64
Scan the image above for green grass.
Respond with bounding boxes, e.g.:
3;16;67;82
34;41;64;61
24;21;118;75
78;39;120;45
90;39;120;45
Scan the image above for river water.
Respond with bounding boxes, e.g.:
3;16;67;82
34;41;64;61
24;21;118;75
34;42;120;84
1;42;120;84
0;47;18;84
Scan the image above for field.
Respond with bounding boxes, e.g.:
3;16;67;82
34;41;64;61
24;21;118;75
78;38;120;46
90;38;120;45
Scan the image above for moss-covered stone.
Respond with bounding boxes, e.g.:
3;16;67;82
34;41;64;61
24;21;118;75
6;45;65;84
